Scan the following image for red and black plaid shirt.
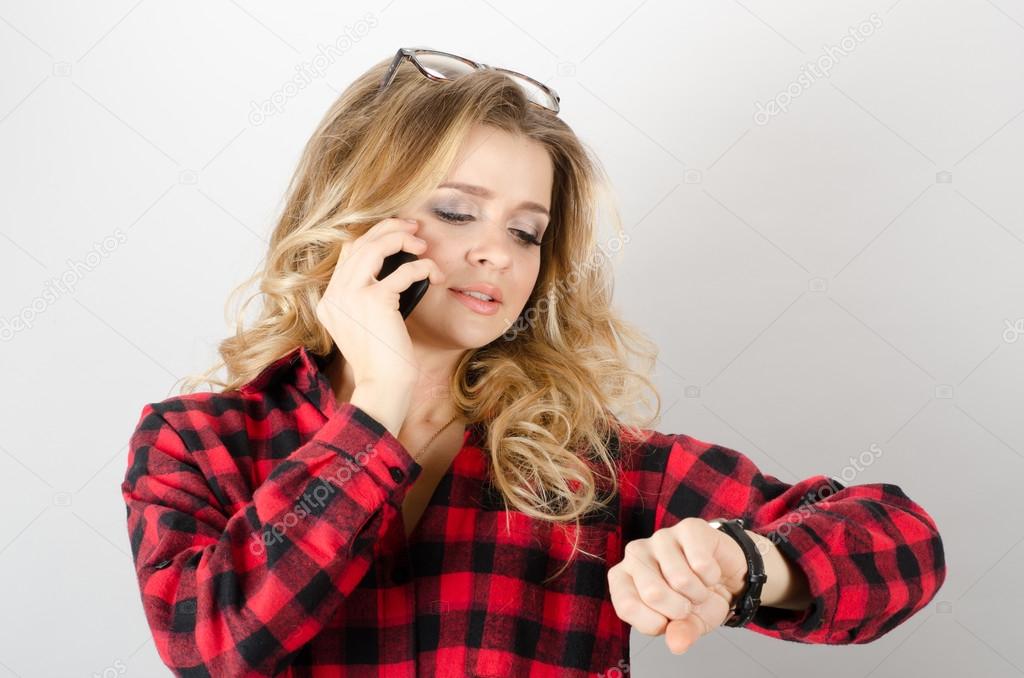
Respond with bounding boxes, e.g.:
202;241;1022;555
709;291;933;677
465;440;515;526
121;344;946;677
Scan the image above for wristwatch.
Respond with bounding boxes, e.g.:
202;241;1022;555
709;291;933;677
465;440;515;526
707;517;767;627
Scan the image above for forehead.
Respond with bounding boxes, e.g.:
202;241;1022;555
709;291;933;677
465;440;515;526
446;124;554;209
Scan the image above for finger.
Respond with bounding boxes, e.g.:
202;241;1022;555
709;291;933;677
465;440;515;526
354;231;428;283
621;541;693;620
710;582;733;605
674;519;728;591
351;215;416;245
665;585;735;655
344;218;418;265
382;257;446;291
377;216;419;235
694;584;733;631
649;529;712;604
607;565;669;636
664;615;707;655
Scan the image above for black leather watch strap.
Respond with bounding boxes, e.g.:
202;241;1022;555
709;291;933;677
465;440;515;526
707;517;767;627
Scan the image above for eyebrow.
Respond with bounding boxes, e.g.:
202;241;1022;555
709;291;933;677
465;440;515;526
438;182;550;218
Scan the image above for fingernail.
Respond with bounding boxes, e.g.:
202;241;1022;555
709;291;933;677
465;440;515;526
403;218;418;224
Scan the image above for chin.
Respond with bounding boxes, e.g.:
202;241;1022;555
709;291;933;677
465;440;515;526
451;323;509;349
410;312;512;349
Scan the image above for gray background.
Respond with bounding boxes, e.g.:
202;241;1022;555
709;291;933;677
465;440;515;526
1;0;1022;676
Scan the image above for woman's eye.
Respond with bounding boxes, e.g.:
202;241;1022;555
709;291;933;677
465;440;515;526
433;209;542;248
433;208;472;223
512;229;543;247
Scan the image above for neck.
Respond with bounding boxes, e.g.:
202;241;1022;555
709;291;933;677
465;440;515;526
326;344;465;428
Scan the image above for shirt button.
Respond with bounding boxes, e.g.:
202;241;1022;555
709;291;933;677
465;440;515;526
153;559;172;570
389;467;405;483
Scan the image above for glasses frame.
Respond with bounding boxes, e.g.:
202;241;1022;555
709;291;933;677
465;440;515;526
378;47;561;114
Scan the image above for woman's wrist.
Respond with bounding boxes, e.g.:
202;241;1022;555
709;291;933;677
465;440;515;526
743;530;813;610
349;386;411;441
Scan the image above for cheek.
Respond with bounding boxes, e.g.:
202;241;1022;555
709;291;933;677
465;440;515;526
510;268;541;313
419;240;453;270
510;253;540;286
524;258;541;290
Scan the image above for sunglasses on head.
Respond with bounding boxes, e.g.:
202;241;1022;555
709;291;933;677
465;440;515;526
378;46;560;114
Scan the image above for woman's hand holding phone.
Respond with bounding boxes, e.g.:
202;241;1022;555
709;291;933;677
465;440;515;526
315;217;446;419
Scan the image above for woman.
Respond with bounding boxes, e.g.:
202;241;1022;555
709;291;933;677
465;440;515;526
121;47;946;677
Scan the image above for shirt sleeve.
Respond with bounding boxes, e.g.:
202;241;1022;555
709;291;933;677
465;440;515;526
645;432;946;645
120;400;421;677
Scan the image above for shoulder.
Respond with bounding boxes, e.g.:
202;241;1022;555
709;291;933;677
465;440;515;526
616;426;745;497
612;423;700;470
130;389;264;451
130;345;325;459
138;388;254;422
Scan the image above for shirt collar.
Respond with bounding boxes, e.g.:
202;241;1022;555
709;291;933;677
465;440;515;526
240;344;338;418
239;344;487;445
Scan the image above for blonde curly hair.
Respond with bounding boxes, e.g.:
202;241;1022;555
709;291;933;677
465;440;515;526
177;52;664;582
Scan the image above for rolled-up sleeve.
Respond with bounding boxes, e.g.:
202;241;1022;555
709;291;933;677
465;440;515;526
642;432;946;644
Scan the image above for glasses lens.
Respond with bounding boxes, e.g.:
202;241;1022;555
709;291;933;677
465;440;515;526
409;51;558;113
505;73;558;112
414;52;476;79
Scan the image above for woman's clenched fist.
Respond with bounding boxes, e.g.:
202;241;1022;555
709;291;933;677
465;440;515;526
607;517;749;655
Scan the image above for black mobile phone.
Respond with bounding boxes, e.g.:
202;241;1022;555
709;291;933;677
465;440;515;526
377;250;430;319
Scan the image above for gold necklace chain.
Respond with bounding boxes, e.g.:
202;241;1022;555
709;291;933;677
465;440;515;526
414;413;462;460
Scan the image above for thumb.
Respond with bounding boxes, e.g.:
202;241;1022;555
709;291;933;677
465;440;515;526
664;615;707;655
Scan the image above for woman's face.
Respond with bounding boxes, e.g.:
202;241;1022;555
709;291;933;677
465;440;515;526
398;123;553;350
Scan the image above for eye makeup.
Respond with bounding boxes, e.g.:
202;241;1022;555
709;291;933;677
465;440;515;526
429;194;545;247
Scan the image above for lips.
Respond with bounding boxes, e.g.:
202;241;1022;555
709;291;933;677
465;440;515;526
448;283;502;303
449;288;501;315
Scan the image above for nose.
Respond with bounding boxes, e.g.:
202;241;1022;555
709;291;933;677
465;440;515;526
466;222;515;269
